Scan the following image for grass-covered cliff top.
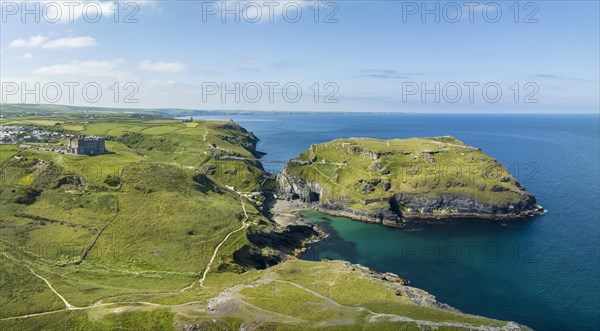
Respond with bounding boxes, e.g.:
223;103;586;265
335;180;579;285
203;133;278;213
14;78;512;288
1;115;269;278
0;257;512;330
286;136;531;212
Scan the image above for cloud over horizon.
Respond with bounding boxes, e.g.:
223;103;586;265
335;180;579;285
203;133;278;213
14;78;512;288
33;59;130;79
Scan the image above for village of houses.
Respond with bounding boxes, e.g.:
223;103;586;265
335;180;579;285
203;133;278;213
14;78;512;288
0;125;106;156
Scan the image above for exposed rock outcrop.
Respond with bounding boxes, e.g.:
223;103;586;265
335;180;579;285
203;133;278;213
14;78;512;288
276;166;323;203
232;213;324;270
276;165;543;225
394;191;543;220
276;166;403;226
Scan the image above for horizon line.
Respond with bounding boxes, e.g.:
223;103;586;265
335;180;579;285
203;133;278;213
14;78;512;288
1;103;599;115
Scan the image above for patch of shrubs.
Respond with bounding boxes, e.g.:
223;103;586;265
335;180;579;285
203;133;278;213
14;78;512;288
117;132;146;147
104;175;121;187
14;187;42;205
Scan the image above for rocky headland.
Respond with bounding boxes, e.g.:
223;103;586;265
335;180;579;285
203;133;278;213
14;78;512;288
275;136;544;227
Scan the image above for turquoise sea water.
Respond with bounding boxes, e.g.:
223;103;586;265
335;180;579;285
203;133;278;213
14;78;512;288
194;113;599;330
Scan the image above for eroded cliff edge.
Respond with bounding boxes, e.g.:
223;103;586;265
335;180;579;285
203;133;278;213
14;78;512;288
276;136;544;227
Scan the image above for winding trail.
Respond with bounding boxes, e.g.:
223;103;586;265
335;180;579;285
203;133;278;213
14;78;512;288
3;253;508;330
1;309;72;321
269;279;366;312
181;195;250;291
309;164;351;193
203;127;211;148
199;196;249;287
180;125;253;292
26;265;76;310
264;279;503;330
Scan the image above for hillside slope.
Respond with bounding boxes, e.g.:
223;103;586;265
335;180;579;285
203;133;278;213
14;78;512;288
0;110;529;330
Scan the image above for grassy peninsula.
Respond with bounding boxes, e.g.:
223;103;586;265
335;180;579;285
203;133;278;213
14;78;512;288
0;106;529;330
277;137;543;226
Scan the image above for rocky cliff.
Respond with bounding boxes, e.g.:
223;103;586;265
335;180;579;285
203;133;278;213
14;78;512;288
276;137;544;226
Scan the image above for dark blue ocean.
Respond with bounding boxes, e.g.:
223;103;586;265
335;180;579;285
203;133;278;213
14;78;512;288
194;113;599;330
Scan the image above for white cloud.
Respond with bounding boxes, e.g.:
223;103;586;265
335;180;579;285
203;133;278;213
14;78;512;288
33;59;131;79
38;0;156;23
20;53;34;59
139;60;187;73
9;35;97;49
8;35;48;48
42;36;97;49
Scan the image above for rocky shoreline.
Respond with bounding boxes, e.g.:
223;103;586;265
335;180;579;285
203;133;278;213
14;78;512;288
258;200;531;330
276;165;544;228
264;200;459;312
231;199;326;269
238;135;540;329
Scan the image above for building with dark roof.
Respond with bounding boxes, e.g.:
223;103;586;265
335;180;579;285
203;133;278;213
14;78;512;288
67;135;106;155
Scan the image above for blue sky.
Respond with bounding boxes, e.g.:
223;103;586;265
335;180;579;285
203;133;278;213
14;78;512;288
1;0;599;112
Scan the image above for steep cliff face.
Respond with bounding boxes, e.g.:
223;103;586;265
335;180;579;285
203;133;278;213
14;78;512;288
233;220;323;269
276;137;544;225
394;191;541;219
277;166;402;225
276;166;323;203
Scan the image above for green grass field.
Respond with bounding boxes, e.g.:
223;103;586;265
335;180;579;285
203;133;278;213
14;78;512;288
0;111;522;330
